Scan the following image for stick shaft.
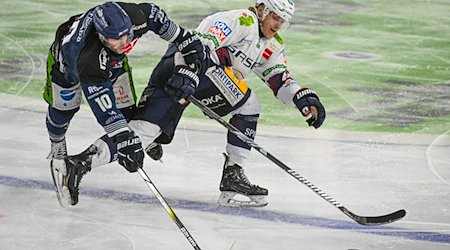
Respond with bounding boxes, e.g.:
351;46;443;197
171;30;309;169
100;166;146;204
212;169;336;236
189;96;405;225
137;168;201;249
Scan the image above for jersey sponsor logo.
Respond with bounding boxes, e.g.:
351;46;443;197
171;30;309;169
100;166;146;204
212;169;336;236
269;42;281;54
114;85;130;104
245;128;256;138
53;84;82;110
99;48;108;70
215;68;243;99
228;46;256;69
274;33;284;45
262;48;273;60
200;94;224;105
239;14;255;27
87;85;104;94
208;21;232;42
133;22;147;31
111;60;123;69
194;31;220;48
77;12;94;42
206;66;248;106
262;64;288;77
105;113;126;125
149;6;167;24
60;89;76;101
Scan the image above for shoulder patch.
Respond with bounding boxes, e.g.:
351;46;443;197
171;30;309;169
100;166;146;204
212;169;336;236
239;14;255;27
274;33;284;45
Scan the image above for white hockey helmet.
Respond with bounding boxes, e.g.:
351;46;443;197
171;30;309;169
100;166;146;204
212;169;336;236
255;0;295;23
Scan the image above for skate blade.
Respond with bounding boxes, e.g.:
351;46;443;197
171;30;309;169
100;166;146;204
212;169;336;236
50;159;72;208
218;191;268;208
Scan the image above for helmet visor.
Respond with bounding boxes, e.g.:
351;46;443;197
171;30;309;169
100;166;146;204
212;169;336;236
267;11;290;32
99;30;135;54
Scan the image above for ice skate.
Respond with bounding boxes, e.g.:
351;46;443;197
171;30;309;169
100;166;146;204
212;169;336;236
218;154;268;207
50;145;96;207
47;138;67;160
146;142;163;161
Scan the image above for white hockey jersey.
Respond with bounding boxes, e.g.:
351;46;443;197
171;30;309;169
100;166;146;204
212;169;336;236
195;9;301;106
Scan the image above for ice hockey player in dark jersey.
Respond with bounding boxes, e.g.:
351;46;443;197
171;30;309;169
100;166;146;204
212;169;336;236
44;1;208;207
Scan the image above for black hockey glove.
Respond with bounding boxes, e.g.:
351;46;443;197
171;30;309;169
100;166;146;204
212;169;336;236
115;131;144;173
293;88;326;129
165;65;199;102
174;28;210;75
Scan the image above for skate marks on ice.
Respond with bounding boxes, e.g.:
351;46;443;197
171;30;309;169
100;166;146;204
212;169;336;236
1;175;450;245
1;102;450;249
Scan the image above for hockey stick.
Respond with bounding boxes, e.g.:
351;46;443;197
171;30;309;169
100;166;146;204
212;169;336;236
189;96;406;226
137;168;201;249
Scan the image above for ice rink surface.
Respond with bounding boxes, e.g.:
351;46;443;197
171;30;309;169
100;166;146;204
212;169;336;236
1;95;449;250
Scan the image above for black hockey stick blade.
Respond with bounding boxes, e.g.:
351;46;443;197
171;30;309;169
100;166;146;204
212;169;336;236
189;96;407;226
339;207;406;226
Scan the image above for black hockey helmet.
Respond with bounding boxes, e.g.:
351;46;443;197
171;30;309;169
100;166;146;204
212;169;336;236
93;2;132;40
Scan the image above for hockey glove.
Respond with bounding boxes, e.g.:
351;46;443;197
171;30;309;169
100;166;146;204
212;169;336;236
293;88;326;129
165;65;199;103
115;131;144;173
174;29;210;75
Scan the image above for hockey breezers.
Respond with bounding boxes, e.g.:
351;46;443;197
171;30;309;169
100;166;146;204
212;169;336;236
137;167;201;249
189;96;406;226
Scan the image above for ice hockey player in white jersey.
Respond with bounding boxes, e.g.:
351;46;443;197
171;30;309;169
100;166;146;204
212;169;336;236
64;0;325;208
184;0;326;207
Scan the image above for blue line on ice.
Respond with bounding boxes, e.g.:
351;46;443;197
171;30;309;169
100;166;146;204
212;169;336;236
1;175;449;244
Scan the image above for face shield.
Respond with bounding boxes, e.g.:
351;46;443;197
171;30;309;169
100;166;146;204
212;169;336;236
98;29;135;54
266;11;290;32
